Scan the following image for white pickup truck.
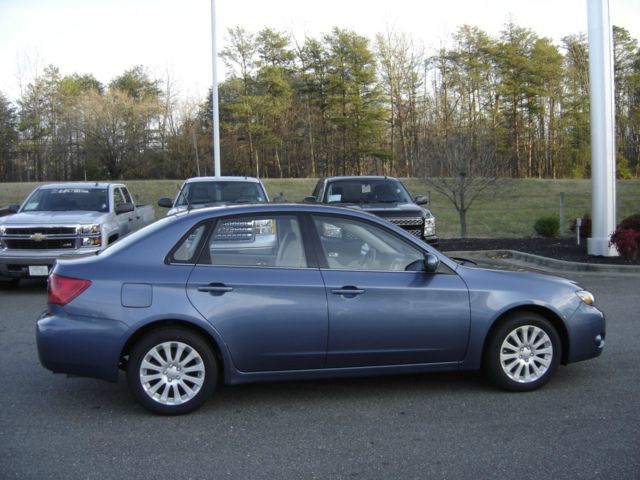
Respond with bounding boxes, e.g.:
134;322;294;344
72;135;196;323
0;182;155;286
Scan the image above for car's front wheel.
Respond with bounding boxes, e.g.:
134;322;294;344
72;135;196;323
127;328;217;415
485;312;560;391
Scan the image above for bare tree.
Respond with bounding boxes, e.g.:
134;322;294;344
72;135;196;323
421;131;501;237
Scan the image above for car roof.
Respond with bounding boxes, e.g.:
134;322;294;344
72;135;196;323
38;182;117;189
174;202;388;222
324;176;400;182
183;176;263;184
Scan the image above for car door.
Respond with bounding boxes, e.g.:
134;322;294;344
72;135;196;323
186;214;329;372
311;214;470;368
113;187;134;236
120;186;141;230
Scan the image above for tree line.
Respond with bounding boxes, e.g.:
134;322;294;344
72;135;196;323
1;22;639;183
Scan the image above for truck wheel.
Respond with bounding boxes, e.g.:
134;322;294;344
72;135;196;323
127;328;217;415
484;312;560;391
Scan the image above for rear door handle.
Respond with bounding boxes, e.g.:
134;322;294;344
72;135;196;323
331;286;365;296
197;283;233;295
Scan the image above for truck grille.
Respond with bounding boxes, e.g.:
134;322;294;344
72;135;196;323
2;226;79;250
386;217;423;238
5;226;76;235
6;239;76;249
213;220;255;242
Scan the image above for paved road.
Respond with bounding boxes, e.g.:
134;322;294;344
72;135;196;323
1;270;638;480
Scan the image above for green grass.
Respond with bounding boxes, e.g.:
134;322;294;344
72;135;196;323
2;178;639;239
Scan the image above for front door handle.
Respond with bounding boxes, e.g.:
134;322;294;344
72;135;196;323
197;283;233;295
331;286;365;296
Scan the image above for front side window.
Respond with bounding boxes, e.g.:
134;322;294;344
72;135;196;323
313;215;424;271
199;215;307;268
114;188;126;209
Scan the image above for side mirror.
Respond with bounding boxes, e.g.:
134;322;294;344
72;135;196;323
414;195;429;206
8;204;20;213
115;203;135;214
424;253;440;273
303;196;317;204
404;254;440;273
158;197;173;208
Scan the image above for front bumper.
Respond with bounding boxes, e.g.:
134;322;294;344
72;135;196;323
424;234;440;247
565;302;606;364
37;310;129;382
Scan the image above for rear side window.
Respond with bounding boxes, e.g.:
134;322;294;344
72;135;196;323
199;215;307;268
170;225;208;264
121;187;133;204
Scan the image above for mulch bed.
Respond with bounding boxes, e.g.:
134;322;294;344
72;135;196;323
439;237;638;265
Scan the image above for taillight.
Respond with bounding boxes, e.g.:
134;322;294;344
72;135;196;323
48;274;91;306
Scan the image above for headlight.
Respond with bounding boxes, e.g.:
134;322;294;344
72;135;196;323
423;217;436;237
77;224;100;235
576;290;595;306
77;224;102;247
254;219;276;236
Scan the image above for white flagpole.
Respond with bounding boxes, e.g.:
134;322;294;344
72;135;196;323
587;0;617;256
211;0;221;176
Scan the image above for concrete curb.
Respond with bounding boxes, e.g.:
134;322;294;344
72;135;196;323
444;249;640;275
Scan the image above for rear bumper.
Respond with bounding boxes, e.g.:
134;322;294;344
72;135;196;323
36;311;129;382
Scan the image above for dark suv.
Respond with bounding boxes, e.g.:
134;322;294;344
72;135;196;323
305;176;438;245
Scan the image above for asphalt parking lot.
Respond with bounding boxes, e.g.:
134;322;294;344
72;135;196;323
1;268;638;480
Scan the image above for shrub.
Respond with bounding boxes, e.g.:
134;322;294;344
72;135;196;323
534;216;560;237
610;214;640;261
570;213;592;238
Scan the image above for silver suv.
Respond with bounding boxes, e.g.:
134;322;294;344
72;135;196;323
158;176;269;216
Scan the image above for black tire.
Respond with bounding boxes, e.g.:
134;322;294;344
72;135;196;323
127;327;217;415
484;312;561;392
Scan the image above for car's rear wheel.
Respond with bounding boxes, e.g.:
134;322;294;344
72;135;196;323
485;312;560;391
127;328;217;415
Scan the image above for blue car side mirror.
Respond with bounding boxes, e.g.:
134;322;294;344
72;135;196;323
425;254;439;273
405;254;439;273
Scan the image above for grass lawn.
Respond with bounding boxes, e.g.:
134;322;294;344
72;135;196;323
1;178;638;239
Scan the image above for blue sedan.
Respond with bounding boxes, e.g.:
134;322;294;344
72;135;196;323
37;204;605;415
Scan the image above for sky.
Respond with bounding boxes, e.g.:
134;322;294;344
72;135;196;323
0;0;638;103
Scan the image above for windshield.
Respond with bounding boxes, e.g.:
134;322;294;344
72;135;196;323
324;179;413;204
176;181;267;206
21;187;109;212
